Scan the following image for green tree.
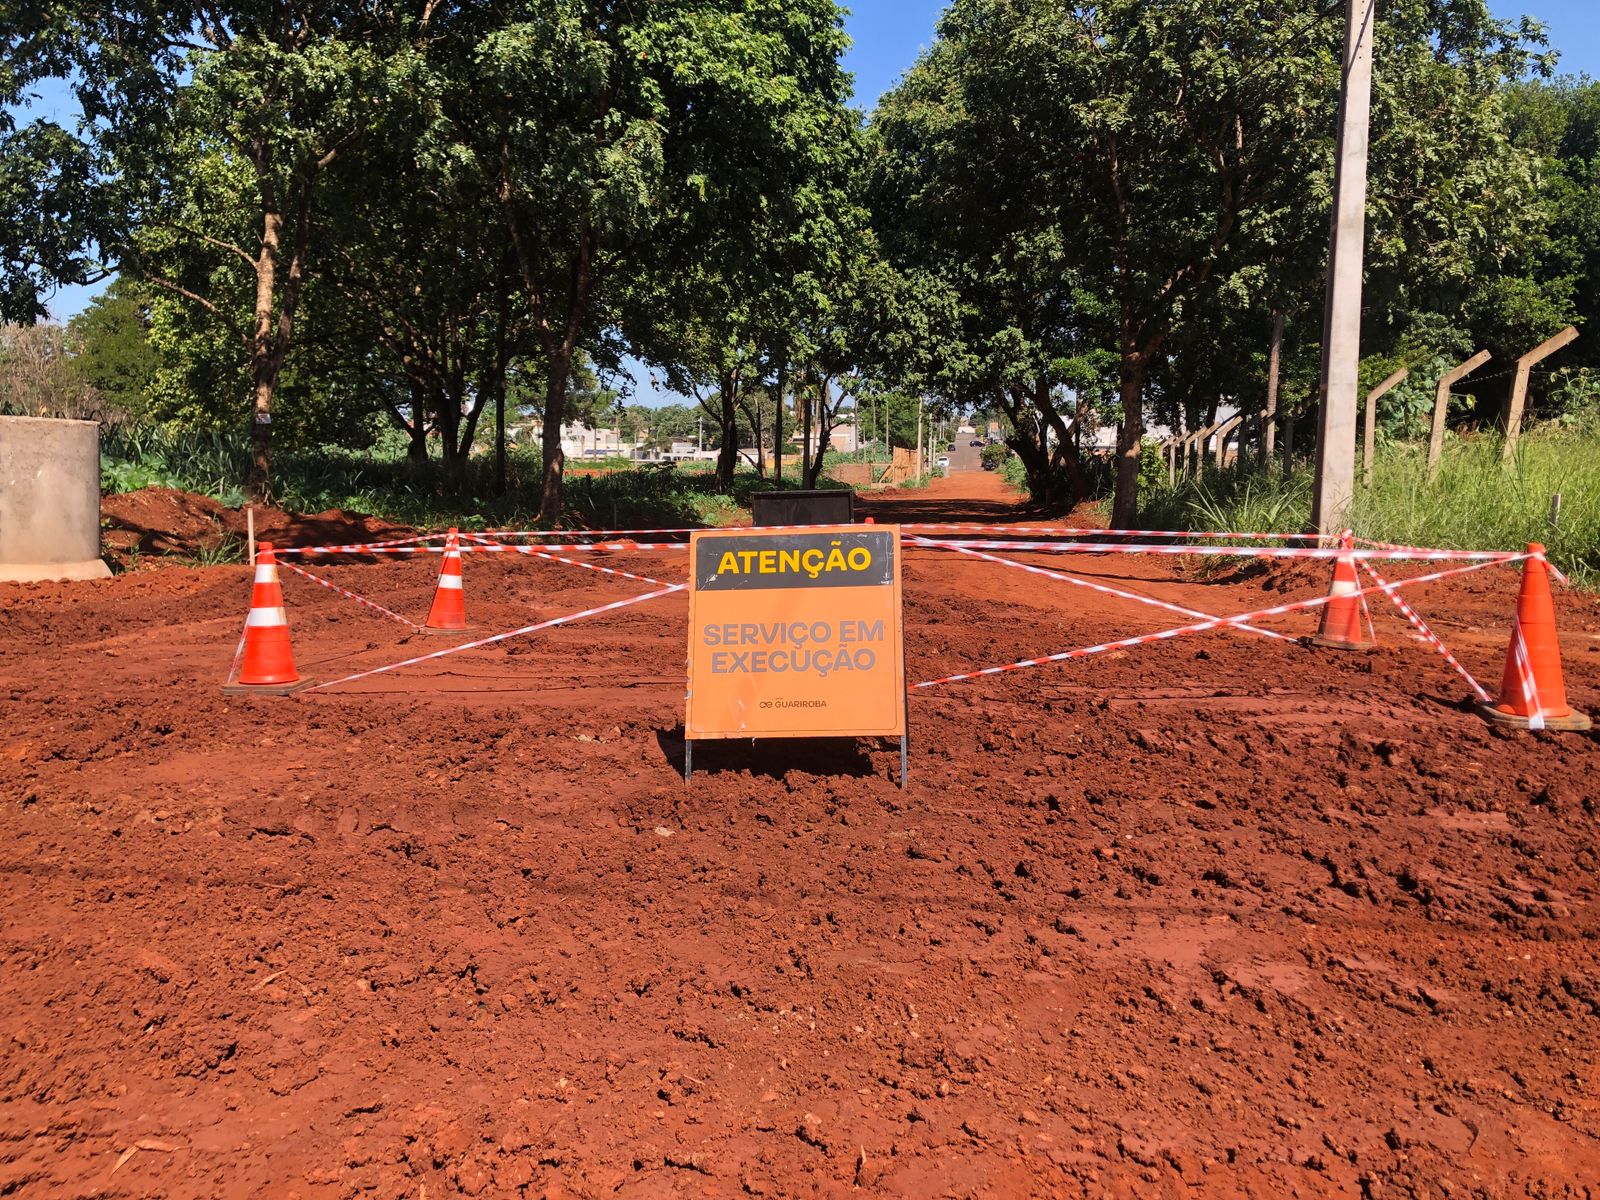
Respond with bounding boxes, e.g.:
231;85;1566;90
8;0;434;497
870;0;1543;524
65;278;158;414
436;0;852;520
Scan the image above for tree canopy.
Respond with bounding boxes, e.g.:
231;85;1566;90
3;0;1593;524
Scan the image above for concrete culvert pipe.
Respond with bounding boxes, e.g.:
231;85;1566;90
0;415;113;582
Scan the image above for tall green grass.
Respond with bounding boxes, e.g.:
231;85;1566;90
1141;430;1600;587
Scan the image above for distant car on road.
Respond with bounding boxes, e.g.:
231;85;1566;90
969;437;984;447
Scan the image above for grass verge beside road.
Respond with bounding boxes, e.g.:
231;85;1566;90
1141;431;1600;588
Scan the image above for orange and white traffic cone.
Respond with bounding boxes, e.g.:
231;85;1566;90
222;543;313;695
1477;544;1591;732
1310;531;1372;650
425;527;470;632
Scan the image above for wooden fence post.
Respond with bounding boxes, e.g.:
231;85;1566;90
1427;350;1491;480
1504;326;1578;463
1213;414;1243;469
1362;368;1408;487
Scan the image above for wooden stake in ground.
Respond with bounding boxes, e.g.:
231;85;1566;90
1504;326;1578;464
1427;350;1490;480
1362;368;1408;487
246;506;255;564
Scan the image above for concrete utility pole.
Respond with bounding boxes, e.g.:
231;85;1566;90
1505;325;1578;463
1311;0;1377;534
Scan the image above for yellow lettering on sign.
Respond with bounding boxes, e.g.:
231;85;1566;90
715;542;875;578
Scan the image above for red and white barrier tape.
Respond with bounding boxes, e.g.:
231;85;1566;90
912;554;1526;689
915;538;1518;563
527;546;673;588
306;583;687;693
278;559;424;630
1506;614;1544;729
1351;535;1440;555
909;537;1295;643
905;522;1334;542
460;540;689;554
465;527;701;540
1358;559;1489;702
274;532;434;557
458;528;674;587
272;541;694;556
223;614;249;687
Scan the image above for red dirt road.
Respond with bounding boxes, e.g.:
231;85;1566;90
4;472;1600;1198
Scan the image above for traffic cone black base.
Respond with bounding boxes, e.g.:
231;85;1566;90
1309;634;1373;652
1474;701;1591;733
222;677;317;697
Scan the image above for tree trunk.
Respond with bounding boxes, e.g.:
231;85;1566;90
539;349;572;523
736;393;766;478
1030;378;1089;507
772;353;787;486
800;366;813;486
1281;405;1296;480
494;377;506;493
404;381;429;461
247;209;284;502
994;385;1049;507
1111;346;1152;530
492;264;511;495
714;398;739;490
751;404;766;477
1263;309;1283;464
805;376;833;488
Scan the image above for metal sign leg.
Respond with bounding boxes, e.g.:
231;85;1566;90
684;739;692;783
899;691;909;789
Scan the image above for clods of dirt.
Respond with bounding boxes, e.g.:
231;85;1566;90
4;470;1599;1197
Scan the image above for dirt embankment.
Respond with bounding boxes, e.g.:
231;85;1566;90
100;487;412;564
3;470;1599;1197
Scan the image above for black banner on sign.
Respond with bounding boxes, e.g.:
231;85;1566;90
693;530;895;592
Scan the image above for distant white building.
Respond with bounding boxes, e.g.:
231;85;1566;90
799;415;856;457
521;421;644;460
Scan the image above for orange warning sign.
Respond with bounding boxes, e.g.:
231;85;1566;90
685;524;905;739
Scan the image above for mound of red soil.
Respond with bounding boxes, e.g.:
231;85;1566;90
100;487;414;562
4;470;1598;1196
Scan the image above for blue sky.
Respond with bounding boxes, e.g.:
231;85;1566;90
841;0;1598;108
35;0;1600;324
